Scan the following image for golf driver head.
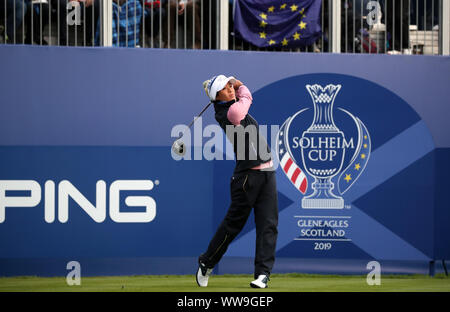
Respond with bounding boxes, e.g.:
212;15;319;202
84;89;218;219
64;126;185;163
172;139;186;156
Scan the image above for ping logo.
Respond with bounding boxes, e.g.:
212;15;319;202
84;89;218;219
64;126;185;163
0;180;157;223
276;84;371;209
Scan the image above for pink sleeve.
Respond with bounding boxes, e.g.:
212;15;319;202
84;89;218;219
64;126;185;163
227;85;253;126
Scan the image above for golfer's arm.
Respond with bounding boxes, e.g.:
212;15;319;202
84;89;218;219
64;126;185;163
227;86;253;126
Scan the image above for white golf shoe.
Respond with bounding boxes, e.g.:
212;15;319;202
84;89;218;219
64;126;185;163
250;275;269;288
196;263;213;287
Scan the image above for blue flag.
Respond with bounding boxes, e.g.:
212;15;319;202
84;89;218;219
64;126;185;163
234;0;322;48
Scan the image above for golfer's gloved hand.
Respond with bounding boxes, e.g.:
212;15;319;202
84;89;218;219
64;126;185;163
233;79;243;90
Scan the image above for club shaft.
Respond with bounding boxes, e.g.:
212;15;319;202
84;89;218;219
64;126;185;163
187;102;213;128
178;102;213;139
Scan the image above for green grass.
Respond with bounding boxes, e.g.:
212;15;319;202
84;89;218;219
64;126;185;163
0;273;449;292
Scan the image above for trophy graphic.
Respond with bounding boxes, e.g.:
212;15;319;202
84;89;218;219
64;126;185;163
301;84;345;209
276;83;371;210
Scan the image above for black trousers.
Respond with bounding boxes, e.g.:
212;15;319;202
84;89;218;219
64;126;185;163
199;169;278;278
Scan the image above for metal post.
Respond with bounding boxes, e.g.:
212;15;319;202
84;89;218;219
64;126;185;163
117;0;120;46
159;0;162;48
440;0;450;55
101;0;113;46
201;0;203;49
92;0;95;46
13;0;15;44
424;0;426;52
49;0;52;46
134;0;137;47
142;3;147;48
22;0;25;44
167;0;170;48
432;0;434;54
353;0;356;53
331;0;341;53
83;3;86;47
66;0;68;46
416;0;418;53
193;0;196;49
216;0;219;49
175;0;179;48
4;0;7;44
321;0;324;52
344;0;347;53
219;0;228;50
126;1;128;46
57;0;60;45
209;0;211;49
360;1;363;53
400;0;403;52
184;2;187;49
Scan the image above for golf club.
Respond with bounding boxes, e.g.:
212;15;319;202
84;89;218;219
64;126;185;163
172;101;213;156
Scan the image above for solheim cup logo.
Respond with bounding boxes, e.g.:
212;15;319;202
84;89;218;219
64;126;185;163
277;84;371;209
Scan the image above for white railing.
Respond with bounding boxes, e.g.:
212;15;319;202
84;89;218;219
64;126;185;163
0;0;448;55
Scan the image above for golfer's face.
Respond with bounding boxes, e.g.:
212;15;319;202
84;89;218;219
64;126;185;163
216;82;235;102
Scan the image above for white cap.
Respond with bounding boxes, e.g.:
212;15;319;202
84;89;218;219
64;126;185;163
203;75;236;101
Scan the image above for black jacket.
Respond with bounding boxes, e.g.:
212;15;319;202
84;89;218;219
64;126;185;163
213;99;272;174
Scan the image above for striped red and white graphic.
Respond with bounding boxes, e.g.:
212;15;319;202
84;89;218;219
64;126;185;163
280;153;308;194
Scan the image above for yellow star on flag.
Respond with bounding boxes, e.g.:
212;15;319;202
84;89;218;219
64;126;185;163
280;4;287;10
299;21;307;29
355;163;361;171
344;174;352;183
364;144;368;149
290;4;298;12
282;38;289;46
293;32;300;40
268;6;275;13
260;20;268;27
268;39;276;45
364;135;368;139
259;32;267;39
300;8;305;14
361;154;366;159
260;13;267;20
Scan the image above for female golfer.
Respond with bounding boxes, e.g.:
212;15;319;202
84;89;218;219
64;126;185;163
196;75;278;289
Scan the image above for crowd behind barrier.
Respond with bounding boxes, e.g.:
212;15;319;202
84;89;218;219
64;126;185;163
0;0;448;55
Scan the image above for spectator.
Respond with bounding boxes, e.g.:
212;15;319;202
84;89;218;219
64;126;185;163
159;0;203;49
24;0;50;45
183;0;202;49
340;0;362;53
411;0;440;30
342;0;380;54
0;0;28;43
53;0;100;46
95;0;143;47
381;0;410;53
141;0;170;48
200;0;217;49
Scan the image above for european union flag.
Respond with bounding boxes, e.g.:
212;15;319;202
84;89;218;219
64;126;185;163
234;0;322;48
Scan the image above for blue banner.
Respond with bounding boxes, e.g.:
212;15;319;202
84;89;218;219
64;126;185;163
0;45;449;276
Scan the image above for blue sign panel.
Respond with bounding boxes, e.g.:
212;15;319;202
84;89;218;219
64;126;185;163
0;45;449;276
